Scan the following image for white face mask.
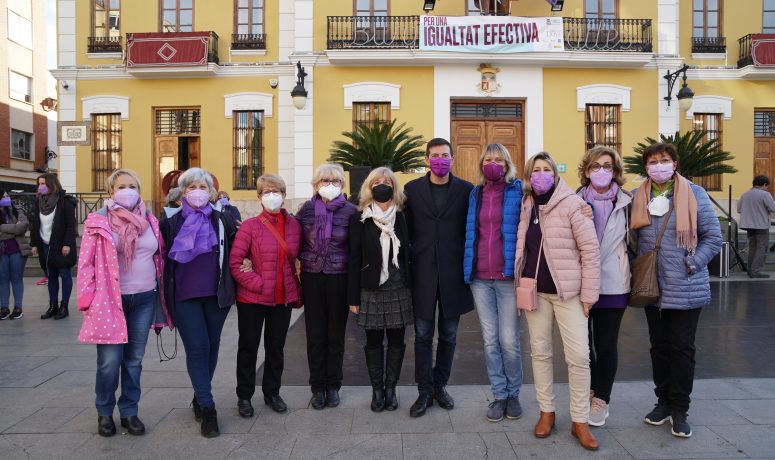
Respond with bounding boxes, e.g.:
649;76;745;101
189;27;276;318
318;184;342;201
261;192;283;212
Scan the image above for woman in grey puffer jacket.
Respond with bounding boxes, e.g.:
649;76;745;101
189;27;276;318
630;143;722;440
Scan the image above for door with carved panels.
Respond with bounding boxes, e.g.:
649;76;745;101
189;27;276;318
754;110;775;198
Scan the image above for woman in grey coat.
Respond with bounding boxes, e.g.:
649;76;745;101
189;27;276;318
0;191;31;320
630;143;722;439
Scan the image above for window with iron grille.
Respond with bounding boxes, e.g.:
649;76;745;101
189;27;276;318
235;0;264;34
155;109;201;135
765;0;775;33
466;0;509;16
11;129;32;160
754;110;775;136
585;0;617;19
233;111;263;190
692;113;722;192
353;102;391;131
92;114;122;192
161;0;193;32
585;104;621;152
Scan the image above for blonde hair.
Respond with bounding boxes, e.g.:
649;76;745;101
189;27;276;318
312;163;347;192
577;145;626;188
522;152;559;194
256;173;287;195
478;143;518;185
358;167;406;211
106;168;142;194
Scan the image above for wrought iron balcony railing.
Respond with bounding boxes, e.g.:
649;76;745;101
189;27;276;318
739;34;755;67
692;36;726;54
231;33;266;50
87;36;123;53
326;16;652;52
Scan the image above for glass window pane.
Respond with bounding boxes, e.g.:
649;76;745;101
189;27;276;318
765;12;775;27
180;10;192;26
707;27;718;37
95;0;105;11
765;0;775;10
693;27;704;37
694;12;705;26
693;0;703;9
110;0;120;9
602;0;615;14
238;0;247;6
707;12;718;27
237;24;248;34
180;25;192;32
180;0;193;9
585;0;599;14
251;24;263;34
707;0;718;10
238;9;247;23
163;10;177;27
374;0;387;10
252;8;262;24
163;0;175;8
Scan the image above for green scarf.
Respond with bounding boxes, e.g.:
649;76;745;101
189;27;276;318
651;179;674;197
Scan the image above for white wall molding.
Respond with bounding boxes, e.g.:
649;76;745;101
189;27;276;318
81;95;130;119
657;0;679;56
224;92;274;117
343;82;401;109
685;95;733;119
576;84;631;111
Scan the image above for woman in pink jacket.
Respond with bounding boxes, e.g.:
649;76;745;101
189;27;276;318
228;174;301;419
514;152;601;451
77;169;171;438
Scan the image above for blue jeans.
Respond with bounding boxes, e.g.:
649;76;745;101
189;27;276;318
414;303;460;395
0;251;26;308
41;244;72;303
95;289;156;417
471;279;523;400
175;296;230;409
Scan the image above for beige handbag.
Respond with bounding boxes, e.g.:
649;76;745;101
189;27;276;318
516;237;543;312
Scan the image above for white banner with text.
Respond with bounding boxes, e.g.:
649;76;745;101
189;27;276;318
419;16;564;53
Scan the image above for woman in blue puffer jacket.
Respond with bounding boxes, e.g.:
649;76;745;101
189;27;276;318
630;143;722;440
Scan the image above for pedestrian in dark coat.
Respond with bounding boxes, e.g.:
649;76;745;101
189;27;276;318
403;137;474;418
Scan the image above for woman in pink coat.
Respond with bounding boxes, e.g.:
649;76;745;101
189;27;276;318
77;169;171;438
228;173;301;419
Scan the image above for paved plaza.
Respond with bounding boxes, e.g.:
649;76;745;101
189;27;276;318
0;276;774;459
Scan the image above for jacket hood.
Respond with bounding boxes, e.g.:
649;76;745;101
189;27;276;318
539;178;576;213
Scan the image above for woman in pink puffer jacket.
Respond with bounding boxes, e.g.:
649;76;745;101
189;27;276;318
514;152;600;451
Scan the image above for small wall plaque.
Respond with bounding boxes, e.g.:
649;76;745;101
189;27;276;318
57;121;91;146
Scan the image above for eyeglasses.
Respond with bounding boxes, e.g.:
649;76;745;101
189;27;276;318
589;164;613;172
646;158;674;167
320;179;341;186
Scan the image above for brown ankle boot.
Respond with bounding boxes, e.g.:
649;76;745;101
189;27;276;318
571;421;599;451
533;411;555;438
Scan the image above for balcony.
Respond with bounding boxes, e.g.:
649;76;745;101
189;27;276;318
562;18;652;52
738;33;775;68
125;31;219;77
231;33;266;50
692;36;726;54
87;36;123;54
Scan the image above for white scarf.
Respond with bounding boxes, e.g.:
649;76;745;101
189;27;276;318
361;203;400;285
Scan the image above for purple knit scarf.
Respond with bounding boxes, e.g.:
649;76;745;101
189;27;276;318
312;194;347;254
584;183;618;243
168;199;218;263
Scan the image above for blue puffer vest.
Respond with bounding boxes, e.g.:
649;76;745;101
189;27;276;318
463;179;523;283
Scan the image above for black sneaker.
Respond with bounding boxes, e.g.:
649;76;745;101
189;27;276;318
200;407;219;438
644;402;671;425
0;308;9;320
9;308;22;320
670;411;692;438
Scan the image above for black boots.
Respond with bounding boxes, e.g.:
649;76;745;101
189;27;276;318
200;407;219;438
384;345;405;411
40;301;58;319
365;346;385;412
54;301;69;320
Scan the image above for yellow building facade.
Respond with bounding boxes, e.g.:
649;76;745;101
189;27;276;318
54;0;775;213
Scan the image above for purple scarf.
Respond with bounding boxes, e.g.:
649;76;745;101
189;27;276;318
168;199;218;263
312;194;347;254
584;183;618;243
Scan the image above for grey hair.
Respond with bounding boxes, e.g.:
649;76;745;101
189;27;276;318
312;163;347;191
166;187;182;206
177;167;217;202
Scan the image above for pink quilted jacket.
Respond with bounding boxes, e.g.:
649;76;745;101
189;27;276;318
514;178;601;305
77;210;171;345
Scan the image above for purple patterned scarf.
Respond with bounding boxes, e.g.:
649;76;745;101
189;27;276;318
168;199;218;263
584;183;618;243
312;194;347;254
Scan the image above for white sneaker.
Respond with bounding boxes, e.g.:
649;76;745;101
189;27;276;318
589;397;609;427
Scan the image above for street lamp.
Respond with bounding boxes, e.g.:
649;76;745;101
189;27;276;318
664;64;695;111
423;0;436;12
547;0;565;11
291;61;308;110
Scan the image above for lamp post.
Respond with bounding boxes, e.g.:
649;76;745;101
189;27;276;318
423;0;436;12
664;64;694;111
291;61;308;110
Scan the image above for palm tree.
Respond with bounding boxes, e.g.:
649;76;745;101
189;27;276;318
328;119;426;172
624;130;738;179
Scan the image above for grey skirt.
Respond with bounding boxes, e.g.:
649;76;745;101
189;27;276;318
357;265;414;330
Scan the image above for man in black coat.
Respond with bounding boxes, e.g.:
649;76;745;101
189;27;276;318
404;138;474;417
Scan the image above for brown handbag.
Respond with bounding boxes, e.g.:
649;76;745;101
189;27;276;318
258;215;304;309
629;204;673;308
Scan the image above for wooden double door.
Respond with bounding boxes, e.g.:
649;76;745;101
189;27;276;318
754;136;775;198
450;99;525;184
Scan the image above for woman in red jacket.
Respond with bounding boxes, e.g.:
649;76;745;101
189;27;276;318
229;174;301;418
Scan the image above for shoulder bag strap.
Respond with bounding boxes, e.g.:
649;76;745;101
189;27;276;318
653;204;675;251
531;236;544;281
258;215;298;277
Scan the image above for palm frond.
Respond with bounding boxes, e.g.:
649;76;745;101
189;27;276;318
328;119;426;172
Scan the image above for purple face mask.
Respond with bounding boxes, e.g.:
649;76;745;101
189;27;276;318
38;184;49;195
530;171;555;195
589;168;613;190
0;197;12;207
647;163;675;184
482;162;505;182
186;189;210;208
114;188;140;210
429;157;451;177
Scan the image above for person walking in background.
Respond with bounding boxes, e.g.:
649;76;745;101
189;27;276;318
0;191;31;320
296;163;357;409
160;168;237;438
737;175;775;278
217;191;243;225
463;144;524;423
77;169;172;437
348;167;414;413
29;173;77;320
576;146;632;427
515;152;600;450
632;143;722;439
229;174;301;418
404;138;474;418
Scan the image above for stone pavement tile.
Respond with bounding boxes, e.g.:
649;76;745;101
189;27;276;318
334;385;374;409
692;379;761;400
42;385;95;408
275;385;317;410
4;407;85;434
478;432;520;459
0;387;63;409
721;399;775;424
610;381;658;404
599;402;653;429
0;356;55;373
34;370;92;390
288;433;402;460
438;385;490;408
29;344;95;357
448;403;533;433
707;424;775;458
506;429;633;460
736;378;775;399
688;399;754;426
0;406;39;433
135;370;196;388
0;369;63;388
0;433;92;460
351;404;452;434
153;407;257;435
249;407;294;435
282;407;355;434
402;432;515;460
608;425;747;459
75;431;251;460
226;433;297;460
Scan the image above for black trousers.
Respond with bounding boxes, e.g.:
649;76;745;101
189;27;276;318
644;306;702;414
301;272;349;393
588;308;626;404
365;327;406;349
235;302;293;400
